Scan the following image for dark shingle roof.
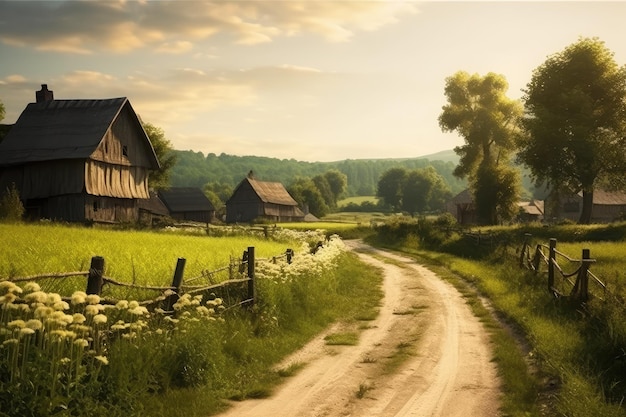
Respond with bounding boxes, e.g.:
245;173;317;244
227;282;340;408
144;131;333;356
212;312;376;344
158;188;215;212
0;98;156;166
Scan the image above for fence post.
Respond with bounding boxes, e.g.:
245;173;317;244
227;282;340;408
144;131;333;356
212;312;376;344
86;256;105;295
520;233;531;268
572;249;592;302
247;246;255;306
548;238;557;294
166;258;186;311
286;248;293;264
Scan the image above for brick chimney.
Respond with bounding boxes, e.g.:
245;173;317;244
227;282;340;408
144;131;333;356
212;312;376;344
36;84;54;103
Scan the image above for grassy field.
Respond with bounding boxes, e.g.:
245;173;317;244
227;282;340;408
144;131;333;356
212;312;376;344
337;196;379;207
0;223;384;417
0;223;298;298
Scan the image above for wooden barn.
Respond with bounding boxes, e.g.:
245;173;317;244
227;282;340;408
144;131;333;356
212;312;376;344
446;189;476;225
0;85;160;223
546;189;626;223
158;187;215;223
226;172;304;223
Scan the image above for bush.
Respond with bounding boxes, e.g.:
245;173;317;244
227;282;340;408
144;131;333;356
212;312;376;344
0;183;24;222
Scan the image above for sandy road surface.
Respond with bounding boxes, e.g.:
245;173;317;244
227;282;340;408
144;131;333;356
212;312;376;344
217;242;501;417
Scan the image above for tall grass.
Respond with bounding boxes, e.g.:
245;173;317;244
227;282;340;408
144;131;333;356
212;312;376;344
370;218;626;417
0;226;384;416
0;223;298;297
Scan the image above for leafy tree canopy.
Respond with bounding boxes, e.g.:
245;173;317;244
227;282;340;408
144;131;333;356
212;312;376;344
288;177;329;218
376;167;407;211
518;37;626;223
439;71;522;224
143;122;177;191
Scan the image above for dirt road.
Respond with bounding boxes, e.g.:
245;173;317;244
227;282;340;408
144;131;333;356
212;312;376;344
218;242;502;417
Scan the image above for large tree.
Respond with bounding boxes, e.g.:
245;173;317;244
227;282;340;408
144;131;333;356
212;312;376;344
142;122;177;191
517;37;626;224
288;178;329;218
439;71;522;224
376;167;407;211
323;169;348;205
401;167;451;215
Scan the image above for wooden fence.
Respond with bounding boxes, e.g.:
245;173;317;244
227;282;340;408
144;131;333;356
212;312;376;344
518;234;606;302
3;246;295;312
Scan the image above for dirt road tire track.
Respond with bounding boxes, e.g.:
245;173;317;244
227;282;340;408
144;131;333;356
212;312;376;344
217;242;501;417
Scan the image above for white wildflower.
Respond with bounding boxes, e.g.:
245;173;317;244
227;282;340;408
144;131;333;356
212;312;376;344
71;291;87;305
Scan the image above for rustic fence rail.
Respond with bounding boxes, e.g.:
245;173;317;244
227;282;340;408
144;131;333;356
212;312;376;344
0;246;294;312
518;234;609;303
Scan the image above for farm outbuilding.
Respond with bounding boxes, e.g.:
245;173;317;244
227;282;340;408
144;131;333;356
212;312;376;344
545;189;626;223
0;85;160;223
446;189;476;225
157;187;215;223
447;189;545;224
226;172;304;223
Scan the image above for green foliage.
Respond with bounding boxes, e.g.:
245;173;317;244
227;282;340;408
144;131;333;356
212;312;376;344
439;71;523;225
376;167;407;211
288;177;329;217
143;122;178;191
472;162;520;224
376;167;451;215
518;37;626;224
0;183;24;222
169;150;467;198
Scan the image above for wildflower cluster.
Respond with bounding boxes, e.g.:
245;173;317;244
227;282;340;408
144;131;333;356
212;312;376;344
255;234;345;283
0;280;224;415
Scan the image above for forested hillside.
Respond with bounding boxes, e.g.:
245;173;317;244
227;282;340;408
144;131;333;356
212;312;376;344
169;150;468;197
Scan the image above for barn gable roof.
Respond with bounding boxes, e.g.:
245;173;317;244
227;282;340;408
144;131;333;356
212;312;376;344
581;189;626;205
158;187;215;212
0;97;159;168
246;177;298;206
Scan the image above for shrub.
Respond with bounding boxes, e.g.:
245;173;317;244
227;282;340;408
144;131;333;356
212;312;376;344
0;183;24;222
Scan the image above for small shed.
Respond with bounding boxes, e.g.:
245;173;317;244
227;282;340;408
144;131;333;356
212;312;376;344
158;187;215;223
138;191;170;225
446;189;476;225
226;172;304;223
546;189;626;223
517;200;544;222
0;85;160;223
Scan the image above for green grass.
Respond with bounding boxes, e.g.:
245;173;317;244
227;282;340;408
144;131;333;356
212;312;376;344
324;332;359;346
337;196;379;207
369;220;626;417
0;224;385;417
0;223;296;298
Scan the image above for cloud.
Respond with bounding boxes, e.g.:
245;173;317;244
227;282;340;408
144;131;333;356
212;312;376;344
0;1;417;53
156;41;194;54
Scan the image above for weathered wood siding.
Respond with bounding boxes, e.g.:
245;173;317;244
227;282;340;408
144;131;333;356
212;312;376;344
226;180;263;223
91;103;156;169
0;160;84;199
85;160;150;199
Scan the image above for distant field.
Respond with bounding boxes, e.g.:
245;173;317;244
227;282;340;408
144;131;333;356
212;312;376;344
337;196;379;207
0;223;296;297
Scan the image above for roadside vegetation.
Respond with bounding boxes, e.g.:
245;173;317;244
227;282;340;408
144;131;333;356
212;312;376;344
369;215;626;417
0;223;384;416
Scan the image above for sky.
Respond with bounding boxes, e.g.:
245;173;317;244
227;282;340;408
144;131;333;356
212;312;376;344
1;1;626;163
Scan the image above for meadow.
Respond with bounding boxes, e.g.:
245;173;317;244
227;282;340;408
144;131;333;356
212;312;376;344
0;222;384;416
0;223;300;298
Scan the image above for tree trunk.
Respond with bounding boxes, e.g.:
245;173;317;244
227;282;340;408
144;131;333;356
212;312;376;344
578;189;594;224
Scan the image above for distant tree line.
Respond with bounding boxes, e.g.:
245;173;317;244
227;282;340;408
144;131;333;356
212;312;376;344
168;151;467;197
